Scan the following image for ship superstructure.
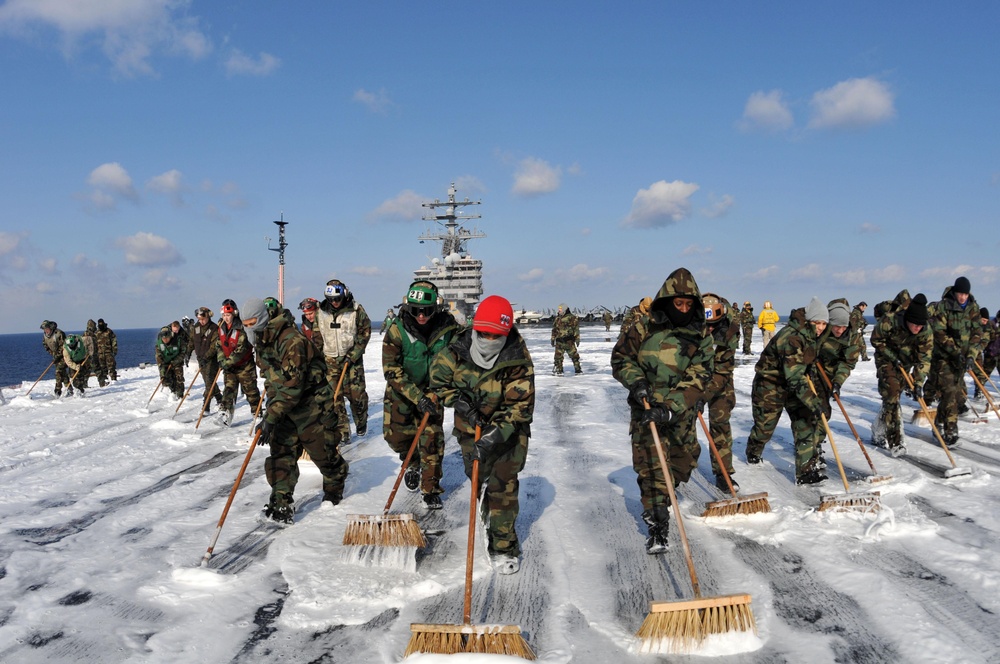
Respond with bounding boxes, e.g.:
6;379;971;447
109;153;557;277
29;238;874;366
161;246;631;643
413;184;486;321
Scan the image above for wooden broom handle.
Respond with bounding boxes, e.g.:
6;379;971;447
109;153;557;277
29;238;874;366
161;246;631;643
976;358;1000;397
201;427;263;566
644;399;700;597
817;363;880;476
696;411;737;497
898;367;961;468
26;360;54;396
333;360;350;399
967;366;1000;422
195;366;223;430
175;367;202;414
382;412;432;514
147;377;163;406
804;375;851;492
464;426;482;625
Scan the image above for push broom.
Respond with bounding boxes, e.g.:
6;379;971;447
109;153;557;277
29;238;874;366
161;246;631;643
342;412;429;551
195;367;223;430
405;426;534;659
697;412;770;517
174;367;202;415
817;364;892;485
201;428;264;566
968;366;1000;422
804;376;881;513
900;368;972;479
25;360;53;396
636;400;757;654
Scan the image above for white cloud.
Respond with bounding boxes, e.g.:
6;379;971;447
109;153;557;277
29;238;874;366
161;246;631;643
920;265;999;287
682;244;713;256
368;190;425;223
225;49;280;77
512;157;561;197
518;268;545;283
350;266;382;276
141;267;180;289
0;0;213;77
747;265;780;281
146;169;185;206
0;231;22;256
833;264;908;286
701;194;734;219
115;231;182;266
71;252;105;279
622;180;699;229
790;263;823;280
859;222;881;234
809;77;896;129
87;162;138;204
352;88;391;114
453;175;486;195
557;263;610;283
39;257;58;274
739;90;793;132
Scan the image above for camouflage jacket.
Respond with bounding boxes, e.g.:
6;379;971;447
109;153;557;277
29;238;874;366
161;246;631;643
875;289;911;324
429;327;534;443
42;328;66;360
255;309;332;425
740;308;755;331
870;310;933;384
188;320;219;363
94;327;117;355
752;307;822;409
976;318;994;357
707;301;740;378
850;306;868;336
551;311;580;345
612;268;714;416
986;318;1000;358
817;303;861;390
929;287;981;365
383;310;460;406
619;306;643;337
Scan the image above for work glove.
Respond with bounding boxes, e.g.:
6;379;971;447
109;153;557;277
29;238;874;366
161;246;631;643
474;425;506;461
967;357;976;371
255;419;275;445
639;405;671;426
417;394;439;418
629;380;651;404
907;385;923;400
831;382;842;398
695;399;707;414
454;397;484;429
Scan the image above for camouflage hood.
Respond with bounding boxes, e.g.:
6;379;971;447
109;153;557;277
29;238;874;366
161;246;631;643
648;267;704;332
86;319;97;334
891;289;911;311
258;308;296;346
786;307;815;337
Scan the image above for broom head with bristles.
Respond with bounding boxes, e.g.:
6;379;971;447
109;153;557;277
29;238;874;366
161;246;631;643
865;474;893;485
636;594;757;654
911;407;936;426
342;513;426;548
701;492;771;518
818;490;881;514
405;623;535;659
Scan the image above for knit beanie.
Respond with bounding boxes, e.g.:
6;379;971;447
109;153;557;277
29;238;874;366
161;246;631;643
805;297;829;323
473;295;514;336
981;307;990;320
828;302;850;327
905;293;929;326
953;276;971;294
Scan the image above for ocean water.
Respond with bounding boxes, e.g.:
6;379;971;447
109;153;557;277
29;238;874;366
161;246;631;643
0;328;160;389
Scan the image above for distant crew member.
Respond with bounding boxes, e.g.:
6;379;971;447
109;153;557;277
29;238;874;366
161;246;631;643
216;298;262;426
40;320;70;397
758;301;780;348
551;303;582;375
155;325;185;399
95;319;119;381
189;307;223;414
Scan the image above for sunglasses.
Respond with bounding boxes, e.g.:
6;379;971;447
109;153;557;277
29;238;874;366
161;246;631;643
411;306;435;317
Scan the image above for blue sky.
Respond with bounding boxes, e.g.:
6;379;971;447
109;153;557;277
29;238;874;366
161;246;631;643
1;1;998;334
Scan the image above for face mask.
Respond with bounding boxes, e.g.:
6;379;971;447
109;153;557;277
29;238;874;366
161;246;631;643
470;331;507;369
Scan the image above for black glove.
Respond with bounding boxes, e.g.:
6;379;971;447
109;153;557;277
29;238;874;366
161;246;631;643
629;380;651;404
417;395;439;418
551;339;555;347
805;398;824;420
454;397;483;428
695;399;707;414
256;419;275;445
474;425;506;461
909;385;923;400
639;405;671;425
831;382;841;398
967;357;976;371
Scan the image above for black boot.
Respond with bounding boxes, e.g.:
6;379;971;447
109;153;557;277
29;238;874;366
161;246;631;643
642;508;669;554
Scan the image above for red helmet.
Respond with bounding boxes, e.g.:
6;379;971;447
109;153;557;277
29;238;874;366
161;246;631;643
299;297;319;313
221;299;237;314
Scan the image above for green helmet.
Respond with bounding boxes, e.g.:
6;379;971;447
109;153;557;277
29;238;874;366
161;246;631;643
405;281;438;313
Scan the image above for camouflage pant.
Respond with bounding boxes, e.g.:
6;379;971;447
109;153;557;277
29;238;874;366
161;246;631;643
325;356;369;440
553;340;581;373
51;357;69;395
705;373;735;476
383;396;446;494
197;358;224;409
875;362;907;448
741;325;753;353
222;362;261;413
982;355;998;386
456;428;529;556
931;358;963;435
98;347;117;380
265;402;349;505
69;362;89;392
160;362;184;398
746;377;824;477
629;409;700;515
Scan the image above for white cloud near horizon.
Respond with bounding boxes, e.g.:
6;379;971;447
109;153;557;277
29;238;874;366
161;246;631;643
809;77;896;129
920;265;999;286
352;88;392;114
682;244;712;256
557;263;610;283
789;263;823;280
350;266;382;276
0;0;212;77
622;180;699;228
146;169;184;206
747;265;780;281
368;190;425;222
739;89;793;132
115;231;182;267
225;49;280;77
701;194;734;219
512;157;561;197
518;268;545;283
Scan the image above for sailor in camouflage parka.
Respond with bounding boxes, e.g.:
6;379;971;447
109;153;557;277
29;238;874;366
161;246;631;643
611;268;713;533
850;303;870;361
701;295;740;486
85;319;108;387
745;298;828;482
978;309;999;391
740;303;755;354
429;296;534;559
40;321;70;396
618;297;651;338
550;304;582;374
928;277;981;443
155;326;185;399
815;299;861;421
245;301;349;513
870;293;933;452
